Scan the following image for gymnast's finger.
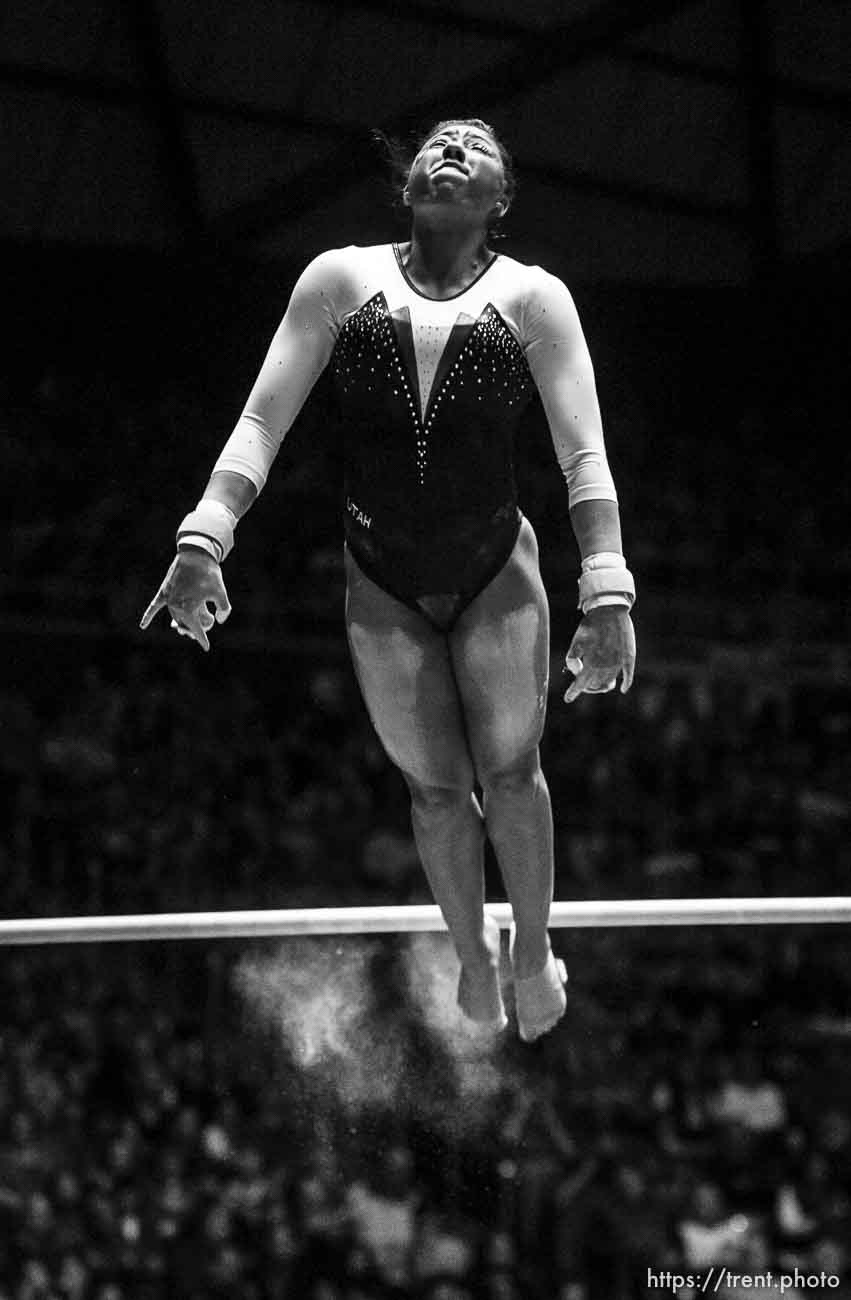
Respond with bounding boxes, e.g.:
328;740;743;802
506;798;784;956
565;665;619;702
140;592;167;629
583;666;619;694
564;667;593;704
170;615;210;652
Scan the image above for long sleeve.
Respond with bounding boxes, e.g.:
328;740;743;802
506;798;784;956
212;249;349;490
521;268;618;507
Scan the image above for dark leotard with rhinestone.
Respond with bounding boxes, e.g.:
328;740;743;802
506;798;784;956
213;243;617;629
330;247;536;627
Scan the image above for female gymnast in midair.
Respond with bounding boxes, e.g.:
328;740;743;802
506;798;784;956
141;118;636;1042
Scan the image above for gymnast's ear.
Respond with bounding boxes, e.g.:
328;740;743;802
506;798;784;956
402;188;411;207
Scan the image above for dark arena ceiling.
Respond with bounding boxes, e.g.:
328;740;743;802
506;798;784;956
1;0;849;284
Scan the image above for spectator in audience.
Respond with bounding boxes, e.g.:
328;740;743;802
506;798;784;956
346;1143;420;1295
677;1180;751;1270
708;1046;787;1134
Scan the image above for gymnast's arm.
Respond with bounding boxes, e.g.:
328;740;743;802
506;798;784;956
139;250;346;649
522;268;636;698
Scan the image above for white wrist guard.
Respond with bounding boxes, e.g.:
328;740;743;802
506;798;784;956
176;500;237;564
578;551;635;614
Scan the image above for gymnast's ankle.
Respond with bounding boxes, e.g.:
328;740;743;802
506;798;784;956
509;927;551;980
461;913;501;970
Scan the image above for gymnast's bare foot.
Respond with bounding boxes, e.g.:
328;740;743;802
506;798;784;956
510;925;567;1042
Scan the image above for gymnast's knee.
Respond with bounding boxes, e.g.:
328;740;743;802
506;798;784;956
405;772;476;819
478;747;545;799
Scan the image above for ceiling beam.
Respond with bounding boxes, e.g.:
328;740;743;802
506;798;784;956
209;0;699;244
520;159;746;227
295;0;544;42
0;61;342;133
121;0;204;242
622;44;851;117
741;0;779;282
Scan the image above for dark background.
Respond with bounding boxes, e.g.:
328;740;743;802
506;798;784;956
1;3;849;1297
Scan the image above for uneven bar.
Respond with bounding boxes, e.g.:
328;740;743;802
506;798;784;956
0;897;849;946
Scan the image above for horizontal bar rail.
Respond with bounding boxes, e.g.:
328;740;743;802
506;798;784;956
1;897;849;946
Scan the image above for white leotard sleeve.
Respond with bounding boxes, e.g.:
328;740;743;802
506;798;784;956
212;249;349;490
520;268;618;507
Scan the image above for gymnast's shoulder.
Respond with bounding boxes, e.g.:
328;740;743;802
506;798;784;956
290;244;393;315
493;253;583;345
494;251;575;301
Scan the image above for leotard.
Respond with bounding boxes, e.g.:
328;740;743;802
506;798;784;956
213;243;618;627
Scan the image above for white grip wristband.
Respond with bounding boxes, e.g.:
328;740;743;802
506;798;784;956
578;551;635;614
176;500;237;564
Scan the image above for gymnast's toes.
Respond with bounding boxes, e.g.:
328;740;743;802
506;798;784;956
510;925;567;1042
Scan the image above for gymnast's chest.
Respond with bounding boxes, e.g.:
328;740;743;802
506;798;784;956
329;291;534;434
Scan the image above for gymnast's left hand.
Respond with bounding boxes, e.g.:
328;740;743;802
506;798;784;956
563;606;636;703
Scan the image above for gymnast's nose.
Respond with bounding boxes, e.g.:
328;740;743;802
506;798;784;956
442;142;466;165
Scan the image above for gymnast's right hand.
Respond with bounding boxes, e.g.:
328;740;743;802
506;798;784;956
139;549;232;652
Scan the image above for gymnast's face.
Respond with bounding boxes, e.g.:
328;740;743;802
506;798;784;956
404;123;507;227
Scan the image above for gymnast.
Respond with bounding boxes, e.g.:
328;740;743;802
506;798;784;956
141;117;636;1041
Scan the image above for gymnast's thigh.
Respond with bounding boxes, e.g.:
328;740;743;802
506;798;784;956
344;548;474;788
449;516;551;777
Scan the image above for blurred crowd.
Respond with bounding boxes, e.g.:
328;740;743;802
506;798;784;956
1;915;850;1297
1;641;848;921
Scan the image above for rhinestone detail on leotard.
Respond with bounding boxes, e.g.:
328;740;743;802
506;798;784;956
332;294;533;488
